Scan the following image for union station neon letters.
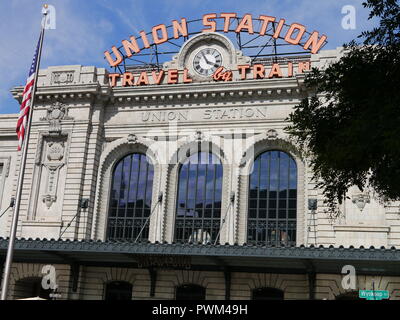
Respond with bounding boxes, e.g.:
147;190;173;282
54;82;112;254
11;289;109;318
104;12;327;68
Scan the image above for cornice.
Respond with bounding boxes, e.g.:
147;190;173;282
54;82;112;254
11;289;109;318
111;75;307;103
11;84;111;104
10;73;308;105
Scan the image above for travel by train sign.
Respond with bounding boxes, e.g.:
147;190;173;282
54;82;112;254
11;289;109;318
108;61;312;87
105;13;328;87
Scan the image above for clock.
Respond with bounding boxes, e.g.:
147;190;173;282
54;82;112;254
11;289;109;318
192;48;223;77
169;32;247;82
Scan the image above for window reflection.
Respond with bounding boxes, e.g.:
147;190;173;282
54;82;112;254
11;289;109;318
175;152;223;244
247;151;297;246
107;153;154;241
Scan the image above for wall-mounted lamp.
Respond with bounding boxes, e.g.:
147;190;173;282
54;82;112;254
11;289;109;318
158;192;163;203
10;197;15;208
230;192;235;203
308;199;317;212
79;198;89;209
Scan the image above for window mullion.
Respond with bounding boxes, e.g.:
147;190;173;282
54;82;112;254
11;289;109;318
287;154;290;245
123;154;133;240
212;156;217;243
116;158;126;239
192;154;199;242
277;152;281;246
256;156;261;245
268;152;272;246
202;159;208;242
134;155;141;240
183;161;190;242
139;157;150;240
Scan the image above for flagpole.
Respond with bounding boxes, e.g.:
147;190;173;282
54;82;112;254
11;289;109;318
0;6;48;300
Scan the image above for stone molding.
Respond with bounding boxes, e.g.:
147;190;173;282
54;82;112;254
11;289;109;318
28;131;71;221
236;132;306;245
334;225;390;233
161;137;231;243
0;156;11;212
91;134;160;240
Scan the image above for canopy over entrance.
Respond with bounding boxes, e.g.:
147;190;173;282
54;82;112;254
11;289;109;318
0;238;399;276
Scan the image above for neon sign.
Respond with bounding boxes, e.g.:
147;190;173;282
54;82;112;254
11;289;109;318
104;13;328;68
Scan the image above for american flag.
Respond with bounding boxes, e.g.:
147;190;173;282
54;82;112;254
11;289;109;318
16;33;42;151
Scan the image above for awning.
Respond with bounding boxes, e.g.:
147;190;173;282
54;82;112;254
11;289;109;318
1;238;399;276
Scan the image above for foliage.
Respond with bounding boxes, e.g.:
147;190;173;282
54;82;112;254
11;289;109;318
286;0;400;211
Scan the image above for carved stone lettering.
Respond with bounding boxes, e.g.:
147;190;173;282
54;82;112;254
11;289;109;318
140;107;267;123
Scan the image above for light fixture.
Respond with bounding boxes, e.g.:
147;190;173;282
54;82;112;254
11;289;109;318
79;198;89;209
308;199;317;211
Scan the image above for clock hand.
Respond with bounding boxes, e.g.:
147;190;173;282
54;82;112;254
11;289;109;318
201;52;212;65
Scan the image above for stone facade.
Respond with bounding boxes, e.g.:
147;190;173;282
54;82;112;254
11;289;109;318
0;39;399;300
3;264;400;300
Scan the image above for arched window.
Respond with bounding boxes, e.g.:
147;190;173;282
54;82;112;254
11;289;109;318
13;277;51;300
252;287;284;300
247;150;297;246
107;153;154;241
176;284;206;300
175;152;223;244
104;281;132;300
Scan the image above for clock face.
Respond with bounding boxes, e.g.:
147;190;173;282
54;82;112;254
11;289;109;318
193;48;223;77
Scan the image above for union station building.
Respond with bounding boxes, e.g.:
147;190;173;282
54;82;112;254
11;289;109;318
0;14;399;300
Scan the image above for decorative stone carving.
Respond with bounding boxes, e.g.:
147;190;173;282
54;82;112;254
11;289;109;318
42;194;57;209
194;130;203;141
236;50;252;65
41;101;73;135
47;142;64;161
266;129;278;140
352;193;371;211
127;133;138;144
51;71;74;84
41;140;65;209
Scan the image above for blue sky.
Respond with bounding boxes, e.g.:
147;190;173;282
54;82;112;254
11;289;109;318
0;0;377;114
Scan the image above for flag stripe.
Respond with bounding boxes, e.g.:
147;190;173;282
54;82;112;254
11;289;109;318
16;33;42;151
